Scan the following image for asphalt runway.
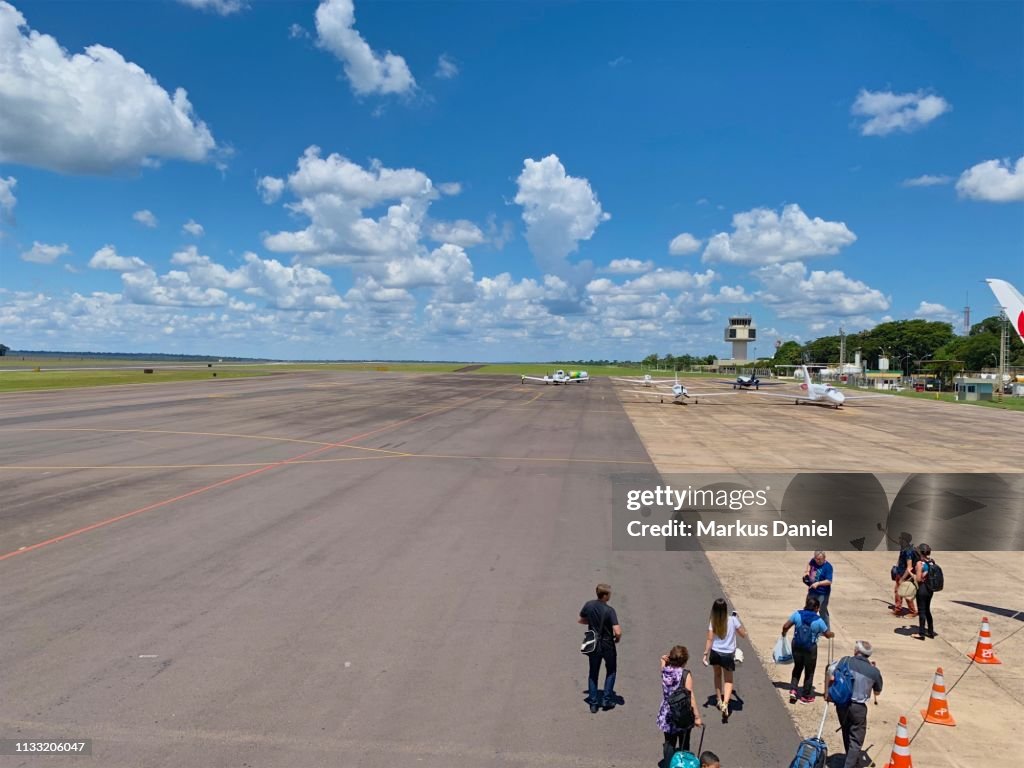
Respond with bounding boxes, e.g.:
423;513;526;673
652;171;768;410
0;373;798;767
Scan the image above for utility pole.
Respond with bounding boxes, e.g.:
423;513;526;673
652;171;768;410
839;326;846;369
998;311;1009;404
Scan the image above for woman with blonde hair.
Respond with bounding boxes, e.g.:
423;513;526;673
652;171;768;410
702;598;747;719
658;645;703;765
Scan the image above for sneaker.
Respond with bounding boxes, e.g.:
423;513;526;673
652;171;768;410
789;689;798;704
800;695;815;704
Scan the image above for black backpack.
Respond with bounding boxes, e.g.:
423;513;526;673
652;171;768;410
926;560;944;592
667;670;695;730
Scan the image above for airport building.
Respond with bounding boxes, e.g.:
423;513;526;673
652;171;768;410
718;315;756;366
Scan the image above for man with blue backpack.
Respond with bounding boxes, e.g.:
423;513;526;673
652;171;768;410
827;641;883;768
781;596;835;704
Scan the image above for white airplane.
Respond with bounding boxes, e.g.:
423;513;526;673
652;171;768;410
618;372;738;404
986;278;1024;344
610;372;657;387
521;369;589;385
714;372;784;390
753;365;886;409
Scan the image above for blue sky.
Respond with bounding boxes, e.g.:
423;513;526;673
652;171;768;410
1;0;1022;361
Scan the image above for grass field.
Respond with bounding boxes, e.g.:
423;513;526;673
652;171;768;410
835;383;1024;411
0;369;271;392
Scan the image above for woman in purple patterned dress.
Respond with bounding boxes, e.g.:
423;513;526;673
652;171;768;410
659;645;702;765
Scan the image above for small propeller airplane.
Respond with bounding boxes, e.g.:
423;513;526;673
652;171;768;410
521;369;589;385
610;372;656;387
751;365;887;409
715;372;784;390
617;372;739;404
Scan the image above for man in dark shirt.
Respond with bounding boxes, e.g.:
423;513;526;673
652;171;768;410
578;583;622;712
828;640;883;768
804;550;834;628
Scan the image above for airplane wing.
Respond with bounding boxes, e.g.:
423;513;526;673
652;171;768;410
565;377;589;383
520;375;550;384
747;391;816;401
685;390;741;398
841;393;891;400
620;389;683;399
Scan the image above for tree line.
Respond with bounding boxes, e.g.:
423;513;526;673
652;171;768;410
636;315;1024;376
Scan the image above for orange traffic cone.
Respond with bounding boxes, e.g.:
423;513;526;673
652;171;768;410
885;715;913;768
967;617;1002;664
920;667;956;726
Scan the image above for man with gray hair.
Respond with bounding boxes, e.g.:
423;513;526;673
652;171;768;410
803;550;833;628
828;641;883;768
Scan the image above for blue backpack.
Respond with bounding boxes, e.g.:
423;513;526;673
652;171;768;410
828;658;854;706
792;610;819;649
788;736;827;768
668;751;699;768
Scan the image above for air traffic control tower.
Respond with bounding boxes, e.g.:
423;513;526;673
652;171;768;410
725;315;756;362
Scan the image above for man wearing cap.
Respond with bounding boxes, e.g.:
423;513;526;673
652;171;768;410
829;640;883;768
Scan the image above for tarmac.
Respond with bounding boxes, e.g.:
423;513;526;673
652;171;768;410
0;373;799;768
620;376;1024;767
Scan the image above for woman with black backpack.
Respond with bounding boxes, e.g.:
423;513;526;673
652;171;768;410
914;543;939;639
658;645;703;766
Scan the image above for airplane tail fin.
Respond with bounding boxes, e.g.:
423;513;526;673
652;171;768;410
801;364;813;391
986;278;1024;344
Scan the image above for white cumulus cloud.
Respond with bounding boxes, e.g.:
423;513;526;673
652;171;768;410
702;204;856;265
177;0;246;14
851;88;951;136
914;301;957;324
435;53;458;79
955;156;1024;203
0;175;15;223
0;2;218;174
257;175;285;204
315;0;416;96
182;219;205;237
428;219;485;248
755;261;890;319
601;258;654;275
668;232;701;255
88;245;147;272
20;241;69;264
133;209;158;228
514;154;610;283
902;174;952;188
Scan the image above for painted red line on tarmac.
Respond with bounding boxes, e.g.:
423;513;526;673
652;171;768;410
0;390;501;564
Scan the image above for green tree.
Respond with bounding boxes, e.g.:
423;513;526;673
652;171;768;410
772;340;802;366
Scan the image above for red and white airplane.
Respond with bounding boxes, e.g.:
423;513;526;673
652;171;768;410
987;278;1024;344
752;365;887;409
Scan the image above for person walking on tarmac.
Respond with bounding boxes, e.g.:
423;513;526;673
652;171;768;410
828;640;883;768
913;543;938;639
781;595;835;703
702;598;747;720
803;550;833;628
658;645;703;765
578;583;622;712
890;533;919;617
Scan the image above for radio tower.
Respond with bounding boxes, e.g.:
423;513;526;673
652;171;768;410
963;292;970;335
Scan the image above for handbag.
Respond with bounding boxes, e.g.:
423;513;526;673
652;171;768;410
897;579;917;599
580;604;608;654
773;635;793;664
580;629;598;654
